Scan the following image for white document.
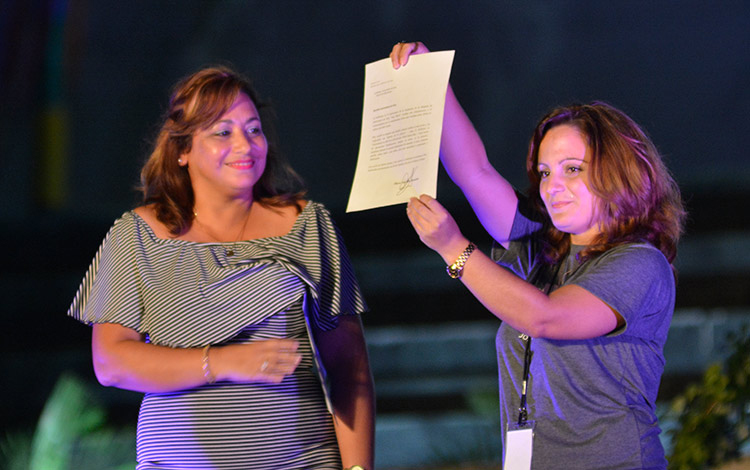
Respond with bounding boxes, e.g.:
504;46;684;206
346;50;455;212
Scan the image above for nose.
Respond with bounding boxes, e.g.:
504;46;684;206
233;130;255;153
542;174;564;196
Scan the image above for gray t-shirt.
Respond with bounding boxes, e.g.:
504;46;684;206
492;200;673;470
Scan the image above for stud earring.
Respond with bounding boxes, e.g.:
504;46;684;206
178;158;183;164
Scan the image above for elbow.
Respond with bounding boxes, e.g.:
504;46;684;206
92;354;124;387
353;367;375;391
514;298;561;339
91;324;143;389
521;318;553;340
93;363;116;387
329;358;374;393
334;361;374;388
522;324;543;339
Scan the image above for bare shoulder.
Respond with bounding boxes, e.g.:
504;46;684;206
132;205;175;239
271;199;309;219
248;199;309;239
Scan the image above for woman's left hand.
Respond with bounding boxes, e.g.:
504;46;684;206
390;41;430;69
406;195;469;262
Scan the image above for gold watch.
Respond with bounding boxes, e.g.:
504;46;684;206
446;242;476;279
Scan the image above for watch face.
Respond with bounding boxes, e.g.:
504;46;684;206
447;263;461;278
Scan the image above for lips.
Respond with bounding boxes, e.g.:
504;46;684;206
226;160;255;170
548;200;572;211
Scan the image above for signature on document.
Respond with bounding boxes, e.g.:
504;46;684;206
394;167;419;195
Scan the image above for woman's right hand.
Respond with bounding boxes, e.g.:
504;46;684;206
390;41;430;69
213;339;302;384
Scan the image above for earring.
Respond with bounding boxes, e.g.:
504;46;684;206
178;158;183;164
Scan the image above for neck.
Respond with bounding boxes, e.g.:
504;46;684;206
192;200;253;243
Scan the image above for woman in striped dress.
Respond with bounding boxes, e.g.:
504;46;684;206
68;66;375;470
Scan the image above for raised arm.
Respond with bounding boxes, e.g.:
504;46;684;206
391;41;518;244
92;323;302;393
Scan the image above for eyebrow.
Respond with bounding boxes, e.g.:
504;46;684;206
537;157;588;170
215;116;261;125
538;157;586;165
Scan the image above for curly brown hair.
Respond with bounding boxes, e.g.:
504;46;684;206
139;66;306;235
525;102;686;265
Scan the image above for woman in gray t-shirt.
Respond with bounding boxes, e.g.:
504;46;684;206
392;42;685;470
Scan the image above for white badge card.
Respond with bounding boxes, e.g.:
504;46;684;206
503;421;535;470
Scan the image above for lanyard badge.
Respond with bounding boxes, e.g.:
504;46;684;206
503;333;535;470
503;260;563;469
504;419;535;470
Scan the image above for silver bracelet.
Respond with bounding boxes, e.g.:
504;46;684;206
202;344;216;384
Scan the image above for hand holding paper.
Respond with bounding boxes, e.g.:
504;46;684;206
346;50;455;212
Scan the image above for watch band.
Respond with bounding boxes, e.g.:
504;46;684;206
446;242;476;279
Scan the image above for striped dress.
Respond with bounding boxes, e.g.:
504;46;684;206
67;201;367;470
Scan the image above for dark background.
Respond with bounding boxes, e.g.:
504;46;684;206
2;0;749;434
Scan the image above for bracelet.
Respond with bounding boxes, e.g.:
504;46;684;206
202;344;216;384
446;242;476;279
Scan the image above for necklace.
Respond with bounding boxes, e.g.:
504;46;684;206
192;208;250;256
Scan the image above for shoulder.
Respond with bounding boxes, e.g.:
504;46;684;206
93;210;145;256
107;209;139;236
576;242;674;292
297;200;350;249
575;243;675;338
594;243;671;273
296;199;334;224
132;205;175;239
305;199;329;216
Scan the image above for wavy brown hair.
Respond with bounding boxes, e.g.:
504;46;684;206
139;65;306;235
525;102;685;265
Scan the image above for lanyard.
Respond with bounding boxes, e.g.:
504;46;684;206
516;262;563;427
517;334;533;426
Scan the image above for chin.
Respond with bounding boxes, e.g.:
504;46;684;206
549;218;571;233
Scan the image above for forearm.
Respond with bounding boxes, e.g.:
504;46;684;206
435;236;553;335
92;324;301;393
437;237;618;340
460;252;556;337
331;374;376;469
92;333;209;393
